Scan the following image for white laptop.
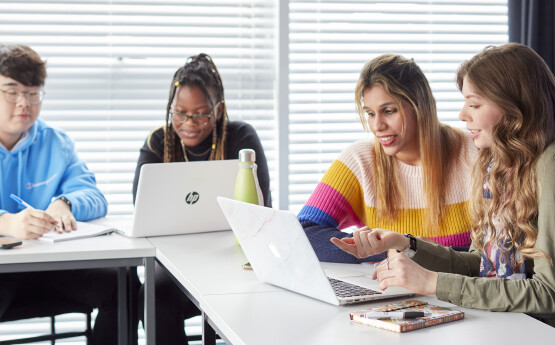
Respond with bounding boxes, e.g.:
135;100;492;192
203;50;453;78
113;160;238;237
217;197;414;305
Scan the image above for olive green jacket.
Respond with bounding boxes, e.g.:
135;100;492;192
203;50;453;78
413;143;555;326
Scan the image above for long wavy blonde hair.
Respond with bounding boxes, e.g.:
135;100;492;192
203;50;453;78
456;43;555;262
355;54;466;233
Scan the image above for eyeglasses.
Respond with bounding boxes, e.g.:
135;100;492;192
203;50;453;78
0;88;45;104
170;101;220;126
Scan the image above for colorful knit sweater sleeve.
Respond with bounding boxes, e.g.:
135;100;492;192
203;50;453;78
298;138;475;263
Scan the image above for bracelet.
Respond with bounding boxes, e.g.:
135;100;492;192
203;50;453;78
58;196;72;211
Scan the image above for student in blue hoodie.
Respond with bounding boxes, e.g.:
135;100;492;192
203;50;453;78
0;44;122;345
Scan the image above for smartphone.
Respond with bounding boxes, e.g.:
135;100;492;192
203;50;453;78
0;238;23;249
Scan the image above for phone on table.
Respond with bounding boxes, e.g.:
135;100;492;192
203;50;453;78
0;238;23;249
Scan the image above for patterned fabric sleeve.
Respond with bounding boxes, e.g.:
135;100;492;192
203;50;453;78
299;137;476;262
298;160;366;230
298;142;386;263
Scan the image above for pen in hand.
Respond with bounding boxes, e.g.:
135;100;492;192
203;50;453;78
10;194;35;209
363;311;431;319
10;193;59;231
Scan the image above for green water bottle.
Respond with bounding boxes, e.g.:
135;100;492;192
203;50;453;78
234;149;264;205
234;149;264;246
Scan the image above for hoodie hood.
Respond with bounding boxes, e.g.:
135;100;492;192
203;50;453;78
7;118;40;155
0;118;107;219
0;119;50;211
0;119;40;201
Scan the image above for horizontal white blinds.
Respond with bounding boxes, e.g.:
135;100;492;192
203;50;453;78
0;0;276;215
288;0;508;212
0;0;508;215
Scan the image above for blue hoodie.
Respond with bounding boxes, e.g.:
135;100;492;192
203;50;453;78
0;118;107;220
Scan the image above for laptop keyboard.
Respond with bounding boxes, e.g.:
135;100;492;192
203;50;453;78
327;277;382;298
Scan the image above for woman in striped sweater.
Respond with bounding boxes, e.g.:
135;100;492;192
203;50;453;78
331;43;555;325
298;54;476;263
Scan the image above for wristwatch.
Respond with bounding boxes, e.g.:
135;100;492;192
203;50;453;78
57;196;72;211
401;233;417;258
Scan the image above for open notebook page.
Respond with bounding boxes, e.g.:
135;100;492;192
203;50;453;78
38;221;114;243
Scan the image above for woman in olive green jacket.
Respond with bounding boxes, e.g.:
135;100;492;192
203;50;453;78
332;43;555;326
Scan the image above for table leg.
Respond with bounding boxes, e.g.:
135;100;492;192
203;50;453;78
144;257;156;345
117;267;129;345
202;312;216;345
128;267;139;344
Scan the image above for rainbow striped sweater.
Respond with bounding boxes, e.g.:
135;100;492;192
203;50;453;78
298;138;476;263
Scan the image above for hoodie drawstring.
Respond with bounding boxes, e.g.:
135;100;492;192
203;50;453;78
17;150;23;197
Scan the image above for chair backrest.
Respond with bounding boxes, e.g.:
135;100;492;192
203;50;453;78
0;298;92;322
0;297;93;345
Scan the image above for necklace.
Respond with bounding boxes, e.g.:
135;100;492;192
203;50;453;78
185;145;212;157
180;141;215;162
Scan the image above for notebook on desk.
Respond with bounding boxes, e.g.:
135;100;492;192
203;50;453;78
38;221;114;243
217;197;414;306
112;160;238;237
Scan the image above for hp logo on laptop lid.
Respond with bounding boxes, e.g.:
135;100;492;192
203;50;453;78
185;192;200;204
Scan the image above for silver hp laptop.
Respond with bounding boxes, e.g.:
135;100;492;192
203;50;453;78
114;160;238;237
217;197;414;305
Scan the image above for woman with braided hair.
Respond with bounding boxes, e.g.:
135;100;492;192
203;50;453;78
134;53;271;344
133;53;271;205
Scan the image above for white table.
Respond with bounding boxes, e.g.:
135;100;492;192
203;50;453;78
150;230;278;344
0;232;157;345
202;291;555;345
151;230;281;296
150;231;555;345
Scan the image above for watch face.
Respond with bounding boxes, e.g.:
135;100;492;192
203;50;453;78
402;247;416;258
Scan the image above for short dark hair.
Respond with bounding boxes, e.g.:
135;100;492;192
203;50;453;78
0;44;46;86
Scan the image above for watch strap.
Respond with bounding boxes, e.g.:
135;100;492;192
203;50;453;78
58;196;72;210
401;233;417;258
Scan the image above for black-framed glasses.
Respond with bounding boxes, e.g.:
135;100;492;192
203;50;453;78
0;88;45;104
170;101;220;126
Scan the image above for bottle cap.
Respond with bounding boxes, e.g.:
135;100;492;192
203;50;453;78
238;149;256;163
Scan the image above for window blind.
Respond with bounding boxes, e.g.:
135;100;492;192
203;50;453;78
0;0;276;215
288;0;508;212
0;1;509;214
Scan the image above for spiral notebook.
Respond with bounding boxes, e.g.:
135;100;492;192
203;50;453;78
350;299;464;333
